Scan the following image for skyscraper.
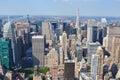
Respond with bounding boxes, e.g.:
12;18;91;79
103;26;120;53
0;38;12;69
92;26;98;42
42;21;53;40
91;54;98;80
64;61;75;80
16;36;24;66
87;42;100;64
45;48;58;67
96;46;104;80
3;22;17;66
32;35;45;67
111;36;120;63
87;22;93;44
61;31;68;61
75;8;80;38
59;47;63;65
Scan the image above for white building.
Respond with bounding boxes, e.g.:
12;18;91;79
32;35;45;67
61;31;68;60
45;48;58;67
42;21;53;40
87;42;100;64
91;54;98;80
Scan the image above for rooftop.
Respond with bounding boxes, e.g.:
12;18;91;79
32;35;44;39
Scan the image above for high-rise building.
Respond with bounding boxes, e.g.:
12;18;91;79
96;46;104;80
3;22;17;66
0;19;2;38
75;8;80;38
97;28;103;44
91;54;98;80
87;20;98;45
0;38;12;69
87;23;93;44
87;42;100;64
76;45;83;62
103;26;120;53
42;21;53;40
64;61;75;80
59;47;63;65
32;35;45;67
45;48;58;67
92;26;98;42
53;34;57;47
61;32;68;61
111;36;120;62
102;27;107;39
80;25;87;39
16;36;24;66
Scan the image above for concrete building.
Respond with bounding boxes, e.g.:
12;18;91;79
5;71;13;80
59;47;64;65
32;35;45;67
45;48;58;67
42;21;53;40
16;36;24;66
87;21;93;44
64;60;75;80
61;32;68;61
75;8;80;38
87;42;100;64
111;36;120;62
50;66;58;80
103;26;120;53
14;21;30;36
96;46;104;80
87;19;98;45
91;54;98;80
116;68;120;79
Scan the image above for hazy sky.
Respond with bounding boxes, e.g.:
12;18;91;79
0;0;120;16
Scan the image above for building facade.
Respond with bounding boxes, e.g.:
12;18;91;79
3;22;17;66
32;35;45;67
0;38;12;69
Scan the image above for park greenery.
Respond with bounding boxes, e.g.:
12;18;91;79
19;67;49;80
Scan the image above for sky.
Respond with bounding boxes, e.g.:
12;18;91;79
0;0;120;17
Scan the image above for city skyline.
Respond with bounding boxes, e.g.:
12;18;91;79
0;0;120;17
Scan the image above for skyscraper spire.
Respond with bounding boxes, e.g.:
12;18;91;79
75;8;80;38
75;8;80;29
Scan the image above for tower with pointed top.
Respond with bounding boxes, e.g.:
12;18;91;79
75;8;80;38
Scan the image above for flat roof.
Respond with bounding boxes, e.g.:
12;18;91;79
32;35;44;39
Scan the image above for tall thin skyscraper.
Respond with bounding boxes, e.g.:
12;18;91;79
3;22;17;66
75;8;80;38
60;47;64;65
87;20;93;44
91;54;98;80
61;31;68;61
90;46;104;80
32;35;45;67
42;21;53;40
96;46;104;80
